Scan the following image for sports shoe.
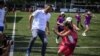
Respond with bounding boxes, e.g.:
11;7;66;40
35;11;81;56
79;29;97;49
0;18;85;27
56;38;59;44
25;50;30;56
82;32;86;36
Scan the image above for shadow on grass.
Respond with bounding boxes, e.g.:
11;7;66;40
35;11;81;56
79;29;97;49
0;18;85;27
74;53;100;56
15;42;42;48
32;50;57;54
14;48;57;55
6;16;23;23
87;35;100;39
91;21;100;24
14;49;100;56
14;35;43;47
15;35;31;40
14;35;41;41
89;29;98;31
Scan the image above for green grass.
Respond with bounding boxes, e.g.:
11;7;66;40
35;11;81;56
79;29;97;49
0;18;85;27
5;11;100;56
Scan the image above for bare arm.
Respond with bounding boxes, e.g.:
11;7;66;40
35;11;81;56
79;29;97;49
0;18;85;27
57;21;60;25
46;21;50;35
57;21;63;26
73;24;80;31
54;29;70;37
29;15;33;30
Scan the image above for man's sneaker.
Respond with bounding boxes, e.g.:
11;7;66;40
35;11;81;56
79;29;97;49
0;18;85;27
82;32;86;36
25;50;30;56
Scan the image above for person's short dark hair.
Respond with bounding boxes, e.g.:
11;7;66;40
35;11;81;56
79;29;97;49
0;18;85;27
48;4;52;8
0;1;4;5
44;4;52;8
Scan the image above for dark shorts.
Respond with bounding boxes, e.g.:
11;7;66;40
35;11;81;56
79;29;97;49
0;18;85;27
85;22;90;26
0;26;4;32
58;26;64;32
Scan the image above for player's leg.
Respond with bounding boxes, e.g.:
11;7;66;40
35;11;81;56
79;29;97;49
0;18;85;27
56;27;60;44
56;36;59;44
63;40;76;56
58;52;62;56
79;22;84;29
38;29;48;56
56;28;63;44
58;46;72;56
64;46;75;56
58;50;63;56
84;25;89;33
26;29;38;56
82;25;89;36
77;21;79;28
58;45;67;56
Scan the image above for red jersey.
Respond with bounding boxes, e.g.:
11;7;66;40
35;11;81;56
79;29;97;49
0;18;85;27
58;28;78;56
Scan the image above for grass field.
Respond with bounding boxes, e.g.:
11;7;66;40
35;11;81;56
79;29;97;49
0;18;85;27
5;11;100;56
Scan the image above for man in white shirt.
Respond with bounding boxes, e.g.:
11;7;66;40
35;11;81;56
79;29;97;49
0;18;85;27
26;4;52;56
0;1;6;32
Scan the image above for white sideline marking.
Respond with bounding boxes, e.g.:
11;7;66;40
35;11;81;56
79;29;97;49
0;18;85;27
15;47;100;49
9;12;16;56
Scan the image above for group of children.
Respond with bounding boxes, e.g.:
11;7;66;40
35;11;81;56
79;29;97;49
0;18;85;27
54;11;94;56
75;10;94;36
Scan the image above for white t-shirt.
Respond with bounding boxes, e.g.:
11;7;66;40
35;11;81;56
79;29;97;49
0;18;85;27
32;9;51;31
0;8;5;26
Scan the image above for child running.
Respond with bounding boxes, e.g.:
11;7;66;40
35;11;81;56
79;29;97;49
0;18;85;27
54;17;78;56
75;12;84;29
56;12;65;44
82;11;94;36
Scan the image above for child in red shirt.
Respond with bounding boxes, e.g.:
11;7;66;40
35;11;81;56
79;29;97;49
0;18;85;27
54;17;78;56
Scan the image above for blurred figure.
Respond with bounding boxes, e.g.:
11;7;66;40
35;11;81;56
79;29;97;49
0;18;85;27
75;12;84;29
0;31;13;56
26;4;52;56
12;4;16;13
54;17;78;56
56;12;65;44
82;11;94;36
0;1;6;32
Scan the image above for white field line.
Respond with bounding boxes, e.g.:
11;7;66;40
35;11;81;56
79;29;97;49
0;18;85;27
9;12;16;56
15;46;100;49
